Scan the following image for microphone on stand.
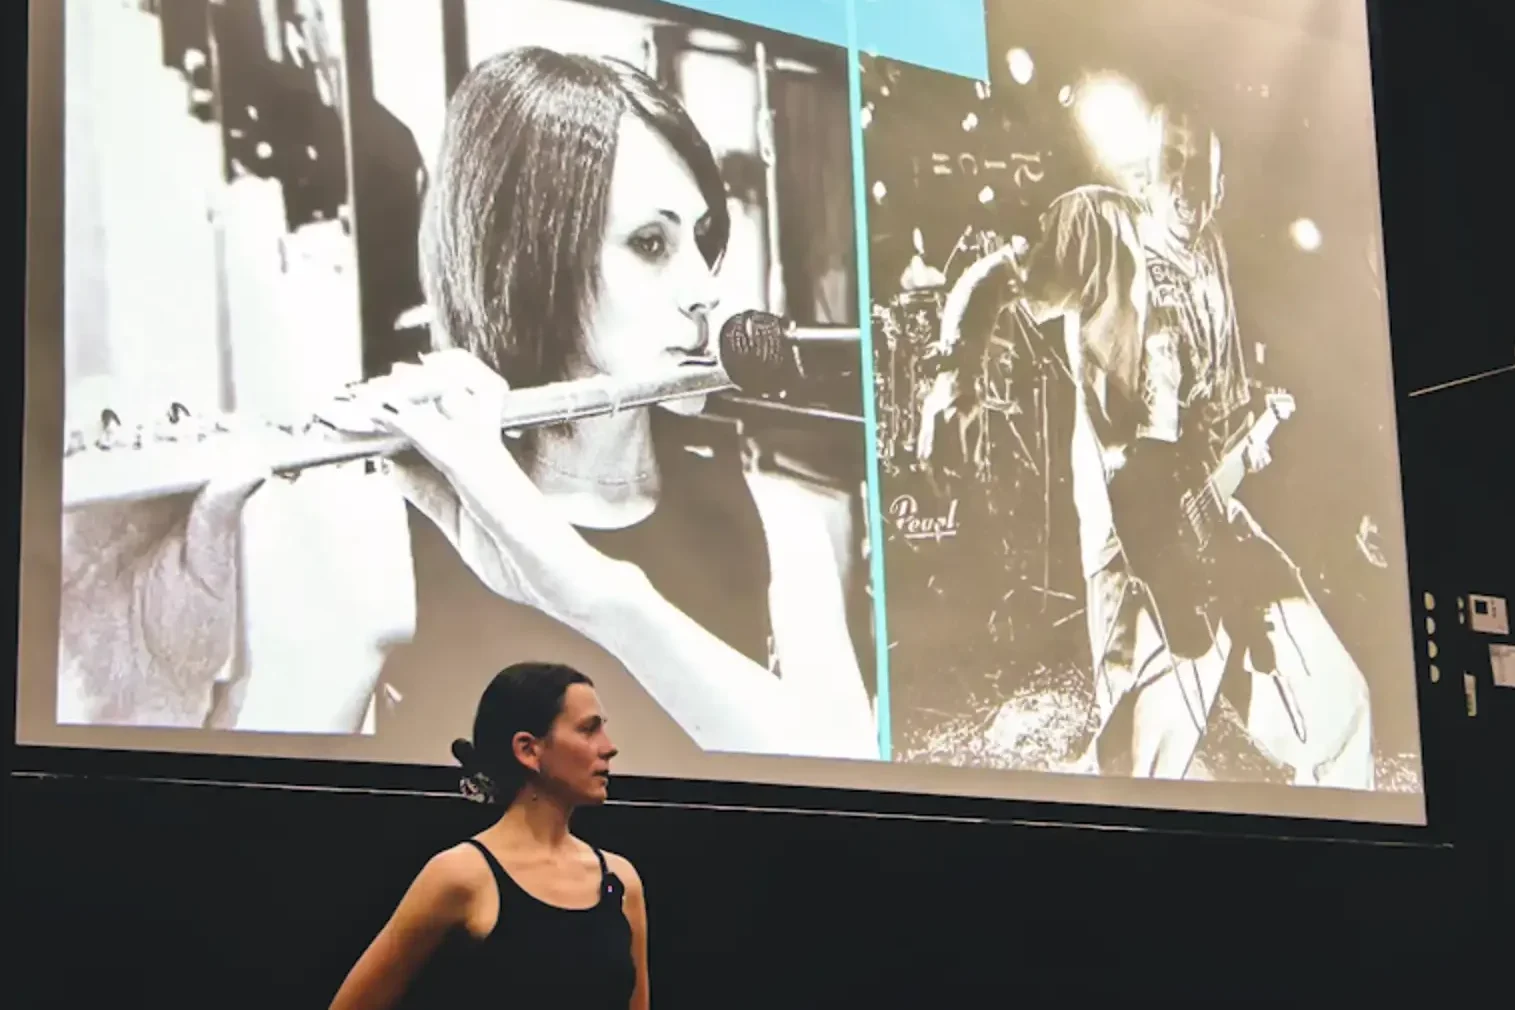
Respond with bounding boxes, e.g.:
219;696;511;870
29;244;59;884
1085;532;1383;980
62;310;806;511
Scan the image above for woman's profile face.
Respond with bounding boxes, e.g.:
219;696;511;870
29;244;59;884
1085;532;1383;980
582;114;722;416
534;683;618;805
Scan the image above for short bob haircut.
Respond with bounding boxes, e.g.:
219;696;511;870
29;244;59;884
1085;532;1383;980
420;47;731;390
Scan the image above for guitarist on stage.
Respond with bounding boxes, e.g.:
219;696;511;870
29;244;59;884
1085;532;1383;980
921;105;1374;787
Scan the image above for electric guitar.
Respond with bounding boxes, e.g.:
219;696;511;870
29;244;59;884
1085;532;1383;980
1105;391;1296;657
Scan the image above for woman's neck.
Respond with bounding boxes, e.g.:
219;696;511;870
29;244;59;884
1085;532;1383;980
524;409;660;529
494;788;575;850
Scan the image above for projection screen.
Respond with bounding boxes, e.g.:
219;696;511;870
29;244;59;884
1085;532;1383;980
18;0;1425;825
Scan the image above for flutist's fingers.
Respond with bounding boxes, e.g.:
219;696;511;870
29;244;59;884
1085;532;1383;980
423;348;515;443
341;355;541;518
317;350;517;444
318;363;430;436
359;352;624;622
377;394;545;513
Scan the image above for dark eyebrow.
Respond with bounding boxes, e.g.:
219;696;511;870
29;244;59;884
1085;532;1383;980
655;208;712;226
633;209;709;234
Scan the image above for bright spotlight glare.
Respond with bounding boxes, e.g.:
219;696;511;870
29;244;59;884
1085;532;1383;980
1006;48;1034;85
1290;218;1322;251
1073;77;1150;176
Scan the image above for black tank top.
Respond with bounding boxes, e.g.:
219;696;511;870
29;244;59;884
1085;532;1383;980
576;411;774;668
404;840;635;1008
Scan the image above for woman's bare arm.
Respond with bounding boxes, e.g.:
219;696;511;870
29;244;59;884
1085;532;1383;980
754;478;877;754
379;352;879;761
606;852;650;1010
328;847;480;1010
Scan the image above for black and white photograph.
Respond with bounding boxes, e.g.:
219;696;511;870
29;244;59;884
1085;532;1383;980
865;0;1421;791
48;0;880;768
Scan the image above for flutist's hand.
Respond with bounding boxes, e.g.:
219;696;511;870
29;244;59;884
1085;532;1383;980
59;441;267;726
343;350;635;627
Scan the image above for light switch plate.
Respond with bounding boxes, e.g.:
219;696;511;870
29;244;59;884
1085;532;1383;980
1468;594;1510;635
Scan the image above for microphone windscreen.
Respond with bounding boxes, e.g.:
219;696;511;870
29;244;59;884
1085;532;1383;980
718;311;796;396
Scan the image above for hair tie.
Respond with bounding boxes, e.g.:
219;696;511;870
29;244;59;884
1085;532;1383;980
451;738;477;772
452;738;496;804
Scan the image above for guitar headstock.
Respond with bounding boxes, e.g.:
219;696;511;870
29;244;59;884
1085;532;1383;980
1264;389;1296;422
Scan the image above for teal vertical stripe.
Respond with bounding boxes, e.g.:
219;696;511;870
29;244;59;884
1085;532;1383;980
844;1;891;762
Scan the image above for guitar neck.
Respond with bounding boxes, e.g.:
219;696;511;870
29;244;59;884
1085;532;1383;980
1207;410;1280;502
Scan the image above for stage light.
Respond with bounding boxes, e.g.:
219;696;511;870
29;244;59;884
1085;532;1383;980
872;180;887;203
1290;217;1322;251
1006;48;1034;85
962;112;979;132
978;186;995;204
1058;85;1074;107
861;104;873;128
1073;75;1150;180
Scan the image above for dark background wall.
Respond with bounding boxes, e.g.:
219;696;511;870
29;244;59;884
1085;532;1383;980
5;2;1512;1007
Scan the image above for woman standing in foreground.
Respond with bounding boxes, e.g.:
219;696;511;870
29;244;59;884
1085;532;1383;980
331;662;645;1010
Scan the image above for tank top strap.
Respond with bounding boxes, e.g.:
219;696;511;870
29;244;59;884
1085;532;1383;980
592;847;623;902
463;838;518;905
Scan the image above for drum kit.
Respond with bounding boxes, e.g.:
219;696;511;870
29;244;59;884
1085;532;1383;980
873;228;1055;479
873;227;1080;616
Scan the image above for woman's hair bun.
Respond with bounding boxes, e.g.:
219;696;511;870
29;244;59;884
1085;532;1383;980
453;738;496;804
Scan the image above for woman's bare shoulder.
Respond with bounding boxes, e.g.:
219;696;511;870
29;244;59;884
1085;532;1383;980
409;841;497;912
431;840;497;878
